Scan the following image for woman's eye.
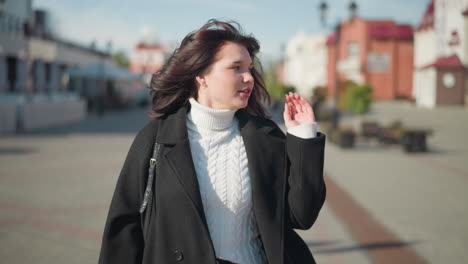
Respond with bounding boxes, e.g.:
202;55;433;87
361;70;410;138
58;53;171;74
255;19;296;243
232;66;241;71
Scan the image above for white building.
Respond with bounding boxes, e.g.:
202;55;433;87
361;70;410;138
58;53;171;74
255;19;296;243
283;31;327;100
130;43;172;86
0;0;113;133
413;0;468;108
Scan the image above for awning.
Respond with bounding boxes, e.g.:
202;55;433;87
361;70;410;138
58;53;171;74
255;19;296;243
67;63;142;81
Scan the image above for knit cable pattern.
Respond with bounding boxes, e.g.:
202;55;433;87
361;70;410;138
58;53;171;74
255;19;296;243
186;104;267;264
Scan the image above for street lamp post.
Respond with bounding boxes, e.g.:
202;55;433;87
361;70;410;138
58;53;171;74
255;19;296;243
319;0;358;129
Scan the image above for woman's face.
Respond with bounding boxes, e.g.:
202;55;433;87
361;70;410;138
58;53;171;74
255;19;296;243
195;41;254;110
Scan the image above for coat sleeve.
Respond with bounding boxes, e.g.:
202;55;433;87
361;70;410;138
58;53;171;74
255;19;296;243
285;132;326;230
98;128;154;264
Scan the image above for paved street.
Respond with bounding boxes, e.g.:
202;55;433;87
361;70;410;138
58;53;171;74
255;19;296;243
0;108;149;263
1;102;467;263
321;101;468;264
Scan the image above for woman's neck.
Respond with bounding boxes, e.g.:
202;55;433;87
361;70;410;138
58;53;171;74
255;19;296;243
188;98;236;131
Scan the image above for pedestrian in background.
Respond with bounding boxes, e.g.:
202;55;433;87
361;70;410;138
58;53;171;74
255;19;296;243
99;19;326;264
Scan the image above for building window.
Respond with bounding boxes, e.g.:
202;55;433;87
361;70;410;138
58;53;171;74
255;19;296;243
59;65;68;91
6;56;16;92
0;10;23;35
367;53;390;73
442;73;455;88
347;42;359;58
45;62;51;84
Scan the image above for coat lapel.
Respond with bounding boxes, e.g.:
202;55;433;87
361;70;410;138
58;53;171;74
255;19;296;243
236;108;282;200
156;104;207;222
236;109;285;264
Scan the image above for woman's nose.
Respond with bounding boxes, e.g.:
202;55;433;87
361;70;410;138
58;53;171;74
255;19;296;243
243;71;254;83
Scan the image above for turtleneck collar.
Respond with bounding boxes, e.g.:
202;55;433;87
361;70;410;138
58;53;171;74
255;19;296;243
188;98;237;131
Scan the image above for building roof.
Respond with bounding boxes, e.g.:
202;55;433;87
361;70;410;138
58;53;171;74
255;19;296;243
325;18;413;47
68;63;141;80
326;32;338;46
416;0;434;31
135;43;165;51
422;54;466;69
368;21;413;40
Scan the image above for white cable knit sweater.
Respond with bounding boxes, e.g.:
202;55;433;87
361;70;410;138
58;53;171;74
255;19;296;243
186;98;317;264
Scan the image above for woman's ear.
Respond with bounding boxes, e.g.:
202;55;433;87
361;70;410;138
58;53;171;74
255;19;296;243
195;75;206;88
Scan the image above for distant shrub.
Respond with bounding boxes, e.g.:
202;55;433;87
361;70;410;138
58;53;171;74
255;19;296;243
342;81;372;114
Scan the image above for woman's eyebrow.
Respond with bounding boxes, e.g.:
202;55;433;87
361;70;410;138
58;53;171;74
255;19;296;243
232;60;253;66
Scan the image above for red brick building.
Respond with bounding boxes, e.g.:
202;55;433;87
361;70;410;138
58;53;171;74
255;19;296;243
326;17;414;100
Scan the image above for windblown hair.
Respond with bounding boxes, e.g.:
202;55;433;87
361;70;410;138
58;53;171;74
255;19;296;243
148;19;270;119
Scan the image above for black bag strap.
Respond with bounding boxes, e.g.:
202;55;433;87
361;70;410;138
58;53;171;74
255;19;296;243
140;141;160;213
139;141;160;240
140;142;160;214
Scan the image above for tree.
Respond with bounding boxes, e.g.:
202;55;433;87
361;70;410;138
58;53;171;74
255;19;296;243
263;62;293;100
342;81;372;114
112;50;130;68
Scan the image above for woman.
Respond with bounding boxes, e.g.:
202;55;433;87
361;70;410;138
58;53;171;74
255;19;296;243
99;19;326;264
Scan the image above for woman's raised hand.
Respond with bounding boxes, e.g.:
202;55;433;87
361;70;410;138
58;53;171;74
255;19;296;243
283;92;316;130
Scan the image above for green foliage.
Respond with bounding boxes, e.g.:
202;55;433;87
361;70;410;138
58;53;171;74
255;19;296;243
312;86;328;102
342;81;372;114
112;50;130;68
263;65;295;100
266;81;286;99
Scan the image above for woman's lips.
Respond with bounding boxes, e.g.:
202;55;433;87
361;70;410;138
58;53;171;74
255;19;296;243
239;88;251;97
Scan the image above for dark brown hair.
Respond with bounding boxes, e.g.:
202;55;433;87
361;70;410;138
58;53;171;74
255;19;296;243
148;19;270;119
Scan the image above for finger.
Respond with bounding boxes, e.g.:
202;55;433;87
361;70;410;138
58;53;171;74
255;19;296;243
289;102;296;120
283;102;290;121
295;94;304;113
288;93;299;113
293;93;302;105
285;95;291;113
289;92;295;102
285;98;293;119
293;93;301;102
284;96;293;120
299;97;316;121
285;95;293;111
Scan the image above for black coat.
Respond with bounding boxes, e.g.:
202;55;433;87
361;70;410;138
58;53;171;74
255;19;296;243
99;104;326;264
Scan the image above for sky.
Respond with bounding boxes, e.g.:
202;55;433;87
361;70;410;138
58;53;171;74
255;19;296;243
33;0;430;62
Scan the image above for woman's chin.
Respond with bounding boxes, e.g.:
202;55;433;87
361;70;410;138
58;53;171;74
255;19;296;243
221;96;249;110
234;99;249;109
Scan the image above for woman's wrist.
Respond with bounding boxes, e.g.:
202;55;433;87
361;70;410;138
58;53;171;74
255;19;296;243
287;122;317;139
